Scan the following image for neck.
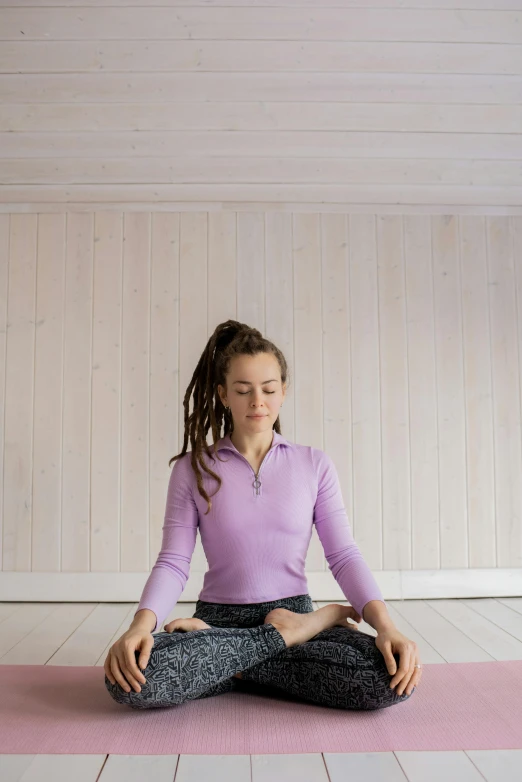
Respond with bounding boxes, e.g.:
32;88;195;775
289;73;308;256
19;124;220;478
229;428;274;458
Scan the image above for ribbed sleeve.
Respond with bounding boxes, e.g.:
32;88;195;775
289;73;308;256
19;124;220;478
134;454;198;632
312;449;385;619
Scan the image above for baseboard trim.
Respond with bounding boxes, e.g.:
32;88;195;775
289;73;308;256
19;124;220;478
1;569;521;602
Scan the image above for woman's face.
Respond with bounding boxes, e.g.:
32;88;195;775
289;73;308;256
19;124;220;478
218;353;286;430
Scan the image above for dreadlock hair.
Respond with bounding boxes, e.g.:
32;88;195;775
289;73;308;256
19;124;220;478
168;318;290;515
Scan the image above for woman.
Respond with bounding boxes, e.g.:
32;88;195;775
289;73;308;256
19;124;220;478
104;319;421;710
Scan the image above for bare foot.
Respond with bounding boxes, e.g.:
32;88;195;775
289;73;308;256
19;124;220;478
164;617;211;633
263;604;358;648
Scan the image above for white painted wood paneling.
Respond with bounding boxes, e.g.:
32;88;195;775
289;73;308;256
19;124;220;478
404;215;439;571
349;214;383;568
1;212;521;608
1;0;521;7
0;2;520;210
0;2;520;606
91;212;123;574
1;7;521;43
62;214;93;572
2;215;37;571
120;213;151;573
32;214;65;573
487;217;522;568
149;213;181;570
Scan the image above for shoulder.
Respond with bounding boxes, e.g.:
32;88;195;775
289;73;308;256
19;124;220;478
171;450;192;468
281;441;317;468
309;446;333;469
309;448;339;489
170;446;217;480
289;444;335;481
169;451;195;483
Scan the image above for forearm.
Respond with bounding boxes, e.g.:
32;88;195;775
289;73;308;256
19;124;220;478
131;608;158;633
362;600;395;632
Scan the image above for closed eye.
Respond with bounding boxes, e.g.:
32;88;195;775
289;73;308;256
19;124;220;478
237;391;275;395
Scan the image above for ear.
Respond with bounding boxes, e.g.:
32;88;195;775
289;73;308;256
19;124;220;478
217;384;227;407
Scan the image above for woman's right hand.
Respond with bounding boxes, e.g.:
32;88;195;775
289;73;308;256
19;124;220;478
104;627;154;694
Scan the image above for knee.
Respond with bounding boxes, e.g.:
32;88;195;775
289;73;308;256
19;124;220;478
104;673;173;710
104;673;148;709
104;647;159;710
104;644;186;710
362;650;418;710
371;684;417;711
104;672;129;705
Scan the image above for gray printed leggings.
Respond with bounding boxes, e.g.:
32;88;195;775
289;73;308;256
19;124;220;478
105;594;415;711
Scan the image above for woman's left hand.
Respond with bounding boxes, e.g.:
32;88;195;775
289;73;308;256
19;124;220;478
374;626;422;696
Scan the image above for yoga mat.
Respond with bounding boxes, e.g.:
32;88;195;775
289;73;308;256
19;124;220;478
0;661;521;755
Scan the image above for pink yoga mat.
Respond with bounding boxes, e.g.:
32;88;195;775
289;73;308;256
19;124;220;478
1;661;521;755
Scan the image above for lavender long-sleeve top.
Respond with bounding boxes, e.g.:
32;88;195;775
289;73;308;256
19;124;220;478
136;430;385;632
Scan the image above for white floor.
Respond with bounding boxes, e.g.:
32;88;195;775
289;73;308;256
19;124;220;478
1;597;522;781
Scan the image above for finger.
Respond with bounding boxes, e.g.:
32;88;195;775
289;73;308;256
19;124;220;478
114;657;141;692
138;649;150;672
405;667;422;696
120;657;144;692
397;663;419;696
166;619;186;632
110;657;133;694
104;657;115;685
402;672;419;696
170;619;199;633
396;666;414;696
126;648;147;685
389;649;411;690
401;661;422;696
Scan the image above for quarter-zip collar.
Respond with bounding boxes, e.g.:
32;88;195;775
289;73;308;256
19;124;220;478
217;429;295;455
215;429;294;497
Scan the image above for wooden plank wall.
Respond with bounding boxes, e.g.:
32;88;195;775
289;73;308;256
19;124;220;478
0;1;520;600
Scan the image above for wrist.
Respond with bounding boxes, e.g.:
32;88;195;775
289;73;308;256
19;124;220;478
375;623;395;634
131;608;157;634
362;600;395;633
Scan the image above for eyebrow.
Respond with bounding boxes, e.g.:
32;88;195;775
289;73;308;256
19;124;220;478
232;379;278;385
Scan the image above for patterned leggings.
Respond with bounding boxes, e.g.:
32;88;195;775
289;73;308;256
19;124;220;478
105;594;415;711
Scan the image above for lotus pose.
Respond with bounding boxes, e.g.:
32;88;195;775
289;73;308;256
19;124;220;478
105;320;421;711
